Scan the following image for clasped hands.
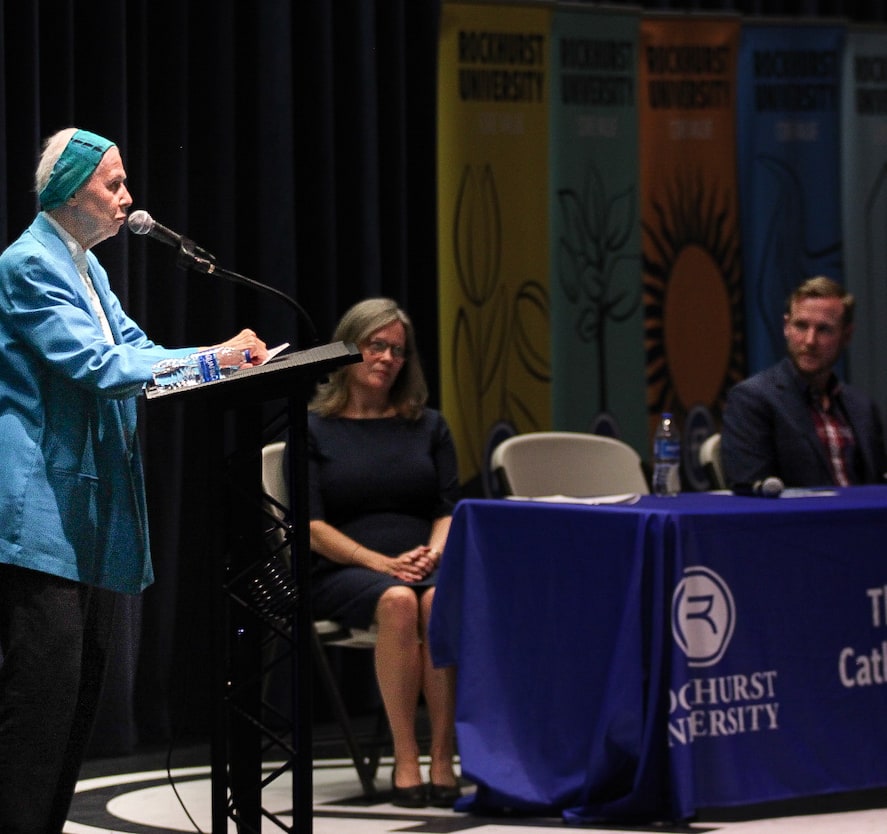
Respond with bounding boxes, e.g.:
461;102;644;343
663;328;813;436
388;545;439;583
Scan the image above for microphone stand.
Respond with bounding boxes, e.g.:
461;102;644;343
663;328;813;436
177;238;320;346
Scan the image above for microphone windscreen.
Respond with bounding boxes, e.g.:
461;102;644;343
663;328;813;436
731;476;785;497
759;476;784;497
127;210;154;235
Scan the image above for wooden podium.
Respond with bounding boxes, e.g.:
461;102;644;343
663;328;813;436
146;341;361;834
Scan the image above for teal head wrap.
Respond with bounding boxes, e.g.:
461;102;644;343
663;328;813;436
38;129;115;211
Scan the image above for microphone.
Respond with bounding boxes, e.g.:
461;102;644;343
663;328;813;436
732;476;784;497
127;209;216;268
128;209;181;245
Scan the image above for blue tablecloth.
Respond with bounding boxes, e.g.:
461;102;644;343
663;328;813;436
428;486;887;823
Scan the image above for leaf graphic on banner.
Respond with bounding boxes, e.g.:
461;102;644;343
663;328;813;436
454;164;502;307
557;161;641;409
513;281;551;383
481;286;509;396
605;185;636;252
557;193;594;304
449;161;551;476
452;164;509;473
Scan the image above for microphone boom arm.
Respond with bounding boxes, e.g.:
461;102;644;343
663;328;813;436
175;238;319;346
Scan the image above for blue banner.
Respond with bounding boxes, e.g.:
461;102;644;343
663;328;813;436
736;23;845;374
842;27;887;424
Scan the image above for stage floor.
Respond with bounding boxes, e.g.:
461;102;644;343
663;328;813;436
66;746;887;834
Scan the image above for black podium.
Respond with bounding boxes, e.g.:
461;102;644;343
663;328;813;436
146;341;361;833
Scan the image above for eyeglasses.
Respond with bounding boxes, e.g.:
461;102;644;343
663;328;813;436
364;339;407;359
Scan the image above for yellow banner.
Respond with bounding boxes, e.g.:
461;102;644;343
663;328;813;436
438;1;552;492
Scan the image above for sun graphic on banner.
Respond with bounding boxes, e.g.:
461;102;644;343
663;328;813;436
642;169;745;423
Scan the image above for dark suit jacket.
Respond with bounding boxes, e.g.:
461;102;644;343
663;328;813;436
721;357;887;488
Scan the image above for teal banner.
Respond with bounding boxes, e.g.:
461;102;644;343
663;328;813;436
842;27;887;423
549;5;645;453
736;23;845;374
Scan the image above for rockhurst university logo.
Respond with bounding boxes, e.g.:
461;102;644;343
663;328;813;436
672;565;735;666
670;566;780;746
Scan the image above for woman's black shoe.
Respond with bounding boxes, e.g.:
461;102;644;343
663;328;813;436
391;774;427;808
428;782;461;808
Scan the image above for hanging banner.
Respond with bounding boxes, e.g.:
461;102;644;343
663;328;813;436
842;27;887;424
638;15;745;441
549;5;646;454
438;1;552;494
736;22;844;374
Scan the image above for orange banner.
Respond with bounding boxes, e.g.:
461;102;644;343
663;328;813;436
638;15;745;442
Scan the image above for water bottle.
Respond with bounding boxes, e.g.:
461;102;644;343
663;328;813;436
652;412;681;496
151;347;250;390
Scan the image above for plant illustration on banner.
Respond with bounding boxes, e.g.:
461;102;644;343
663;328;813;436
556;160;642;415
451;163;550;478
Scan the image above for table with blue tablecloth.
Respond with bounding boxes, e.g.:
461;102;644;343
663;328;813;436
428;486;887;823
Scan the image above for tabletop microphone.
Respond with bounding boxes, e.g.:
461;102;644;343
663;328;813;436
127;209;216;266
732;476;784;498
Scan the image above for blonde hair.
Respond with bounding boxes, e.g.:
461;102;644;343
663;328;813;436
309;298;428;420
789;276;855;326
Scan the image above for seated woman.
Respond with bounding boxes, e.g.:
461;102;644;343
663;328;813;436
307;297;461;808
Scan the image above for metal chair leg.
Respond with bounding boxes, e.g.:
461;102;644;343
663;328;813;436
309;627;379;796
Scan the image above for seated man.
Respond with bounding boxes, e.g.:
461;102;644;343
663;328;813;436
721;276;887;488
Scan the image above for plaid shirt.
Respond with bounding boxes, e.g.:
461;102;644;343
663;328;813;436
808;379;859;486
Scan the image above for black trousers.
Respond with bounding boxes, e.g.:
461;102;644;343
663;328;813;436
0;564;118;834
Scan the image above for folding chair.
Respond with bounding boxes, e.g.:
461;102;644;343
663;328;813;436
260;441;387;796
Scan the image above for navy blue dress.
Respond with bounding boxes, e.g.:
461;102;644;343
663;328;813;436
307;408;460;628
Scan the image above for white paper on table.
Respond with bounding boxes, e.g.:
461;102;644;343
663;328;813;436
505;493;641;505
707;488;839;498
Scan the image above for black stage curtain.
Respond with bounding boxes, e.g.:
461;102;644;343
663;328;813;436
0;0;885;755
0;0;442;754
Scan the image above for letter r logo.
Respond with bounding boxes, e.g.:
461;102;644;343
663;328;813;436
672;566;736;667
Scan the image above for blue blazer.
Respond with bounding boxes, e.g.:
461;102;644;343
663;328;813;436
0;214;194;593
721;357;887;488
